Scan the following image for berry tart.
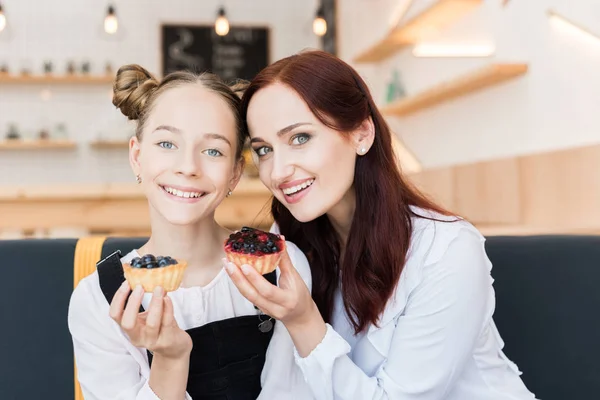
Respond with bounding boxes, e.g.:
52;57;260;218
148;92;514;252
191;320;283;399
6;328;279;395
224;227;285;274
123;254;187;292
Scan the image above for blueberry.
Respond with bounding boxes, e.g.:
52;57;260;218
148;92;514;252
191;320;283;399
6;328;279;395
158;258;170;267
141;254;156;264
241;227;252;233
271;246;279;252
145;261;158;269
232;243;241;251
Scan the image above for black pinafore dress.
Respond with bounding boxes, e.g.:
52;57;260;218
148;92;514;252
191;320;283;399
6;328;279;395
96;251;276;399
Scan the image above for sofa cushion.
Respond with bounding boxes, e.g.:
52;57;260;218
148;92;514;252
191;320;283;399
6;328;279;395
486;235;600;400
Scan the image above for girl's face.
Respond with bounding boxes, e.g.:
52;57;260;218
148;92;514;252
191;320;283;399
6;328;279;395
246;82;372;222
130;84;243;226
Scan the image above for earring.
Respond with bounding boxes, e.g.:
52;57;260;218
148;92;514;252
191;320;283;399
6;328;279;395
136;174;142;184
359;147;367;155
226;189;232;197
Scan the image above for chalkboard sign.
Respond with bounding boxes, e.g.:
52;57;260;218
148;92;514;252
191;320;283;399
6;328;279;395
161;24;270;82
321;0;337;55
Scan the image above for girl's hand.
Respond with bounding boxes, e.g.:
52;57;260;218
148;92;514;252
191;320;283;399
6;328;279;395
109;282;192;360
223;248;318;329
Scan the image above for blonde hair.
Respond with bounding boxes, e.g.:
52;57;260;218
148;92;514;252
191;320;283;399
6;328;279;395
112;65;248;159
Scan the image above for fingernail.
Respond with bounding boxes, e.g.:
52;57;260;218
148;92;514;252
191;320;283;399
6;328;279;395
119;280;130;292
153;286;163;297
241;264;252;275
224;262;235;274
134;285;144;295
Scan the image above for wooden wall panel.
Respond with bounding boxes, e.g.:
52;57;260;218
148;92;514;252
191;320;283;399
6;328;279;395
519;144;600;230
408;167;455;210
453;158;521;225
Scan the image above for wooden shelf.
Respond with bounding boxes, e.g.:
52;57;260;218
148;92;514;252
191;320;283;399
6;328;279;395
381;63;528;117
0;74;114;85
90;140;130;149
353;0;482;63
0;139;77;150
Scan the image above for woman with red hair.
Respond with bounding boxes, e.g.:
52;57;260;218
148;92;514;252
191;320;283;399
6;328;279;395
224;50;536;400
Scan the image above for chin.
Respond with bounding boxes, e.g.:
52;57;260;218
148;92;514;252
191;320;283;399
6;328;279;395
287;206;326;223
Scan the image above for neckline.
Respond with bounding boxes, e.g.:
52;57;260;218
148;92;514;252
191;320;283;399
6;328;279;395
127;249;227;292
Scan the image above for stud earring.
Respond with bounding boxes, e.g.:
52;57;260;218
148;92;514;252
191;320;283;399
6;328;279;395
136;174;142;184
359;147;367;155
227;189;232;197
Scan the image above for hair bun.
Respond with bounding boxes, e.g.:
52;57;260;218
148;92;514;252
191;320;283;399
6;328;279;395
112;64;160;120
229;79;250;99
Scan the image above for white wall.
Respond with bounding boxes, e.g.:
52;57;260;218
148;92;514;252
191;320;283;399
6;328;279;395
0;0;320;185
339;0;600;168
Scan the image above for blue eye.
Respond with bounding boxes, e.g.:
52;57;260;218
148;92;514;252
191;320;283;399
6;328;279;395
254;146;272;157
204;148;223;157
157;141;175;149
291;133;311;145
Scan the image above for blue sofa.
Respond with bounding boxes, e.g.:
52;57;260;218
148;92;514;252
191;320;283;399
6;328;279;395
0;235;597;399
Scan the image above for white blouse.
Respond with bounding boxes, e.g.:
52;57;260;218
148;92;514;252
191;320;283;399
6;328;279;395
68;241;314;400
276;209;538;400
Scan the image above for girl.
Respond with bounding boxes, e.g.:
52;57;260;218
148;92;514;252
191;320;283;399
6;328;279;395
68;65;312;400
224;50;538;400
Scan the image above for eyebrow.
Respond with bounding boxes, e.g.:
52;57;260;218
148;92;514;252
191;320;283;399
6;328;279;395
250;122;312;144
153;125;231;146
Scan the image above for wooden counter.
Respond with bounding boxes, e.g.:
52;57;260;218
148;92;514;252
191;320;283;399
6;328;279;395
0;178;273;236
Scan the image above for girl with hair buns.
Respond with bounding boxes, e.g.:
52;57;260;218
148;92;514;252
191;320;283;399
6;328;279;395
224;50;537;400
68;65;313;400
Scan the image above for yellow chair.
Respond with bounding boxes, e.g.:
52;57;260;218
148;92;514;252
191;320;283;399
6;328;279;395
72;236;107;400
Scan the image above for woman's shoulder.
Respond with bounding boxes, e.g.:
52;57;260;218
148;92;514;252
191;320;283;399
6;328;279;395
408;206;486;268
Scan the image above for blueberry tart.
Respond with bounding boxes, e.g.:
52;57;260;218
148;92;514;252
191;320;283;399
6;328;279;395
224;227;285;274
123;254;187;292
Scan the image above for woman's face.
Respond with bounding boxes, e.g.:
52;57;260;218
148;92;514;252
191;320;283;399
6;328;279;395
130;84;243;226
246;82;370;222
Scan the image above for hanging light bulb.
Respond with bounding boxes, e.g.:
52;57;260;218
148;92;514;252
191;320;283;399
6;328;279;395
0;3;7;33
313;6;327;37
215;7;229;36
104;5;118;35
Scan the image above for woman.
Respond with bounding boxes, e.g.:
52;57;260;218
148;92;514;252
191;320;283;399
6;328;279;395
224;50;537;399
68;65;312;400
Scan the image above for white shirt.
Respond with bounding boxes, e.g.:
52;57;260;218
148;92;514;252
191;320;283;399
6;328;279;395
68;241;314;400
280;209;538;400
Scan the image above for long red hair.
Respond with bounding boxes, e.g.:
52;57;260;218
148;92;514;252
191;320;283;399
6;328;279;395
240;50;451;334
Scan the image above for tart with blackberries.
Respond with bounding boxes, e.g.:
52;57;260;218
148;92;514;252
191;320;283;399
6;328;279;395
224;227;285;274
123;254;187;292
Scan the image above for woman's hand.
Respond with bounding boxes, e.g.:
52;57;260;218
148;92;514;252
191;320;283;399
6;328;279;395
224;247;322;329
109;282;192;360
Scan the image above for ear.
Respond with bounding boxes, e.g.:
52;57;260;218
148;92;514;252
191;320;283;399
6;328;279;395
228;154;246;192
128;136;142;179
352;117;375;156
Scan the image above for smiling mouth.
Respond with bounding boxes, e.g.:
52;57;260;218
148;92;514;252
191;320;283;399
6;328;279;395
282;179;315;196
160;185;205;199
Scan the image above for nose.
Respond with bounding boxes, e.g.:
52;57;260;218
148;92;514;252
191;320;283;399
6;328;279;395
175;148;202;178
270;150;294;185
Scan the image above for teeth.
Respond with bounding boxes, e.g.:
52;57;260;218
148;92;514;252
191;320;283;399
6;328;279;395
163;186;202;199
283;179;314;195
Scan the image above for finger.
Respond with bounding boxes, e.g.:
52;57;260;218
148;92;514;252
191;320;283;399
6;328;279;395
120;285;145;330
161;295;175;326
145;286;165;341
109;280;131;323
277;248;299;278
239;263;288;305
224;260;272;309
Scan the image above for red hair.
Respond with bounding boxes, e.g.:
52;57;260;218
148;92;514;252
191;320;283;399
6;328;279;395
240;50;451;334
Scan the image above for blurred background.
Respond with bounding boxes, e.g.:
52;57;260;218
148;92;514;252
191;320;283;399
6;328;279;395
0;0;598;238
